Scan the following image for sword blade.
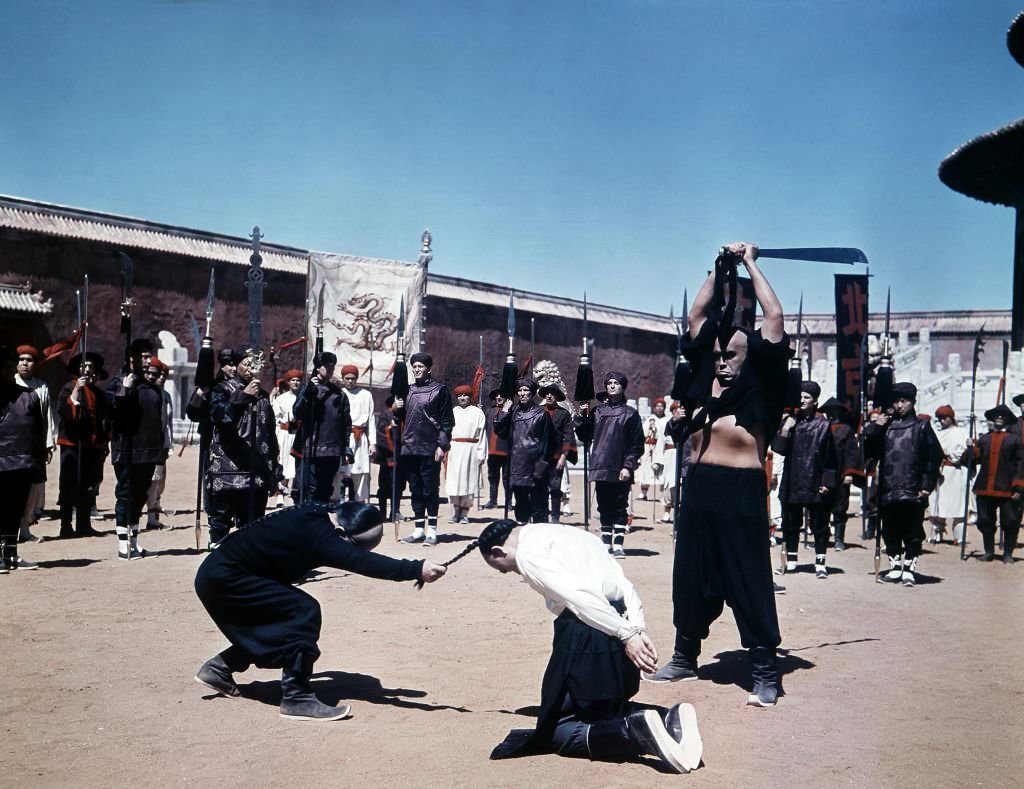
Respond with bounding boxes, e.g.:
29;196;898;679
758;247;867;265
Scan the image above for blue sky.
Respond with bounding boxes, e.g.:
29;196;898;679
2;0;1022;318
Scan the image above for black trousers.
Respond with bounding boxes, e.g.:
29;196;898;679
781;502;830;555
1;469;34;544
595;481;630;527
113;463;157;528
294;456;341;505
487;455;508;502
975;495;1021;535
207;488;269;544
880;499;926;559
400;454;441;518
831;483;851;524
673;464;781;651
375;464;407;516
512;481;548;523
58;445;104;534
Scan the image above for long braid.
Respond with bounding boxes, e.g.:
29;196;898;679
414;518;520;589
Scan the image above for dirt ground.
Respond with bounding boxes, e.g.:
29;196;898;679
3;446;1022;789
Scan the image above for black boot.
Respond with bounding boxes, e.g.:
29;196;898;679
194;652;243;698
1003;526;1018;564
977;531;995;562
747;647;779;707
58;505;76;539
834;519;846;551
279;652;351;721
643;634;699;682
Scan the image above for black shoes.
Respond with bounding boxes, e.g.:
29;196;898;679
194;655;241;698
279;696;352;721
642;653;698;683
747;679;780;707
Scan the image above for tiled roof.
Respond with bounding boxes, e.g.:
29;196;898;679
0;282;53;314
0;195;309;273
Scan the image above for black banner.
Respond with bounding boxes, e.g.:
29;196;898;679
834;274;868;411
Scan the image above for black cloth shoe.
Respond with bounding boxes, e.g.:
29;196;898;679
279;653;352;721
195;655;241;698
642;652;698;683
747;646;779;707
977;552;995;562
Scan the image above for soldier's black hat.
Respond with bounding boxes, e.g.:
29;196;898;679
538;384;565;401
820;397;848;413
984;404;1017;425
68;352;109;380
1012;393;1024;407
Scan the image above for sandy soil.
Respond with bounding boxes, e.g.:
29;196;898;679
3;446;1022;788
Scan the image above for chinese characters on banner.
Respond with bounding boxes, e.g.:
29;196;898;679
834;274;868;412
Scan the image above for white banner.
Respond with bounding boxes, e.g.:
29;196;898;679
307;251;426;388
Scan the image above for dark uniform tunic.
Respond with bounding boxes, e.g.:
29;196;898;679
292;379;351;504
828;420;861;531
771;411;838;557
195;505;423;668
56;380;111;536
863;413;942;561
965;429;1024;555
495;402;557;523
0;382;45;563
575;399;644;536
107;376;167;529
398;378;455;520
373;409;405;518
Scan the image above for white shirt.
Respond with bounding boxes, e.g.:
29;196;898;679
514;523;646;642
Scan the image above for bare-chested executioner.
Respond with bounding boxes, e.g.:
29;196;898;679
644;242;788;707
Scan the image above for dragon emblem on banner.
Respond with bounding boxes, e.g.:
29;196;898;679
325;293;399;353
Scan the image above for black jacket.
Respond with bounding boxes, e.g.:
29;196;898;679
106;376;167;465
574;399;645;483
864;414;942;506
399;379;455;457
0;382;45;474
771;412;838;505
293;379;351;458
495;402;557;486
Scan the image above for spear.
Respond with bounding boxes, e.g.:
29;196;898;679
300;283;327;507
574;293;595;529
874;288;894;410
501;292;518;520
961;327;985;561
670;290;691;538
193;268;216;550
785;293;804;410
390;295;409;539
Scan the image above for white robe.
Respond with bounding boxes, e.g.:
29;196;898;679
445;404;488;497
635;415;660;487
341;387;375;475
273;390;298;479
930;423;970;519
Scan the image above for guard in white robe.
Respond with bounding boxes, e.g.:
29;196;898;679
338;365;375;503
929;404;970;543
445;386;487;522
273;370;302;507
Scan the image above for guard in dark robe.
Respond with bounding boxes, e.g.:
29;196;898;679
820;397;860;550
0;348;45;572
56;352;111;538
479;520;702;773
771;381;838;577
292;351;351;505
482;388;510;509
862;382;943;586
963;404;1024;564
574;372;644;557
373;395;406;519
494;377;557;524
106;340;166;560
206;346;282;547
396;352;454;545
194;501;446;720
539;384;577;522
